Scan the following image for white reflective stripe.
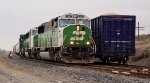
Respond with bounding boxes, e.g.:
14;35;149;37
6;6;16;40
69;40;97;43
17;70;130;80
70;31;86;40
104;41;132;43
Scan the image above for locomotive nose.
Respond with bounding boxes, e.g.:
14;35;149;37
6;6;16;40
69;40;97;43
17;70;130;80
63;24;92;46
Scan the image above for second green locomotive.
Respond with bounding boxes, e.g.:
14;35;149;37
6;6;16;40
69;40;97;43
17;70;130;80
19;13;96;63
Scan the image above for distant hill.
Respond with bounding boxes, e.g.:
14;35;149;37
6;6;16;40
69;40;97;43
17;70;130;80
0;49;8;55
135;34;150;45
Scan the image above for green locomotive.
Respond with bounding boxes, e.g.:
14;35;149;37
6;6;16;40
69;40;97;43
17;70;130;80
19;13;96;63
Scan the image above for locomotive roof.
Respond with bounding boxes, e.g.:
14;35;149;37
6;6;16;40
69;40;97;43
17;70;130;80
38;22;49;27
92;13;135;20
57;13;90;19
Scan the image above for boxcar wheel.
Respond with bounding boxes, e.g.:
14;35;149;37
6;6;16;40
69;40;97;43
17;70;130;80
102;60;106;64
118;60;121;65
122;58;127;65
106;58;111;64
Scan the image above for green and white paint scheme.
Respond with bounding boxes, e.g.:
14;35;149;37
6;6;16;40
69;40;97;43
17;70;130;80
34;13;92;48
59;13;91;47
19;13;95;63
20;28;37;49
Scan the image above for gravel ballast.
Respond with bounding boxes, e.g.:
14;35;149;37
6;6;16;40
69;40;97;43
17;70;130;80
0;54;150;83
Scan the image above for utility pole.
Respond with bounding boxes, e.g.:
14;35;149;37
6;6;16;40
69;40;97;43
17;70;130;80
136;22;144;41
138;22;140;41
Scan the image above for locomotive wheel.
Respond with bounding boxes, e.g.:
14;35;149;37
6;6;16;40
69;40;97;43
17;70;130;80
21;51;25;58
54;54;61;62
28;53;32;59
33;53;36;59
18;52;21;56
49;49;55;60
54;55;58;61
35;52;41;60
28;51;34;59
57;54;62;62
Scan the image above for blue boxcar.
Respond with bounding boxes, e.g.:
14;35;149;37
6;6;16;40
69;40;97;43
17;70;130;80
91;15;136;64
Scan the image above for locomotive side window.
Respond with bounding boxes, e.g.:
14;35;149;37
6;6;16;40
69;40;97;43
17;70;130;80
32;30;38;36
52;18;58;28
38;25;44;34
59;19;75;27
24;32;29;39
76;19;90;27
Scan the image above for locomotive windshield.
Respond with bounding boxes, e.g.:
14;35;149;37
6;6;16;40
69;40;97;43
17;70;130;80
59;19;75;27
77;19;90;27
59;19;90;27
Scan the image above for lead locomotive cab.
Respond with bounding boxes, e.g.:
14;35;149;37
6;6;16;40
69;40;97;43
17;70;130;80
91;14;136;64
59;14;95;63
54;13;96;63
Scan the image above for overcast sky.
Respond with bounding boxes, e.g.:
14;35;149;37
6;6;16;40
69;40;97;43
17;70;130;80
0;0;149;50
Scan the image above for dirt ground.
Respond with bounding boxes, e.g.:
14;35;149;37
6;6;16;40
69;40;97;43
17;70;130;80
0;56;50;83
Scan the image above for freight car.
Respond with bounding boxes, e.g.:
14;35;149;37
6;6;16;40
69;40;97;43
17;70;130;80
19;13;96;63
91;14;136;64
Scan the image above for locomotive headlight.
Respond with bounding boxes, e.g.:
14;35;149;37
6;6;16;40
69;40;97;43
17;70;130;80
86;41;90;45
70;41;74;45
77;25;80;31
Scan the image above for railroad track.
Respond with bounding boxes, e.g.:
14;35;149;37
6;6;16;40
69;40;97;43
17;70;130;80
22;57;150;78
82;64;150;78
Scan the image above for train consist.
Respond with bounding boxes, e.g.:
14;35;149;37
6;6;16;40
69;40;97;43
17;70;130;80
13;13;96;63
91;14;136;64
13;13;136;64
